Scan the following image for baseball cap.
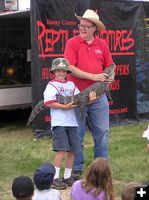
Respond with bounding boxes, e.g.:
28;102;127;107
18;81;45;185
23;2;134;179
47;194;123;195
50;58;72;73
33;162;56;190
12;176;34;199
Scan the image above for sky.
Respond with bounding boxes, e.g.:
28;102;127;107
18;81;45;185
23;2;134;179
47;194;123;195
18;0;30;10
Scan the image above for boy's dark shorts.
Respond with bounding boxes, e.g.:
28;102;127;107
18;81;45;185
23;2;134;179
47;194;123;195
52;126;81;153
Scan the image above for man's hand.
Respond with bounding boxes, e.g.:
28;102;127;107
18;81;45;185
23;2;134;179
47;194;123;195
91;73;109;82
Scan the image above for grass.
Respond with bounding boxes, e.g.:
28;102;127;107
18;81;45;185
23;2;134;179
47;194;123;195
0;120;149;199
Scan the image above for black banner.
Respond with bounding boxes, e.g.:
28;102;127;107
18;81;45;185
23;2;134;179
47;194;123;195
31;0;149;130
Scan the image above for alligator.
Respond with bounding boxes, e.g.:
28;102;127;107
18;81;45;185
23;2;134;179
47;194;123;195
27;63;116;126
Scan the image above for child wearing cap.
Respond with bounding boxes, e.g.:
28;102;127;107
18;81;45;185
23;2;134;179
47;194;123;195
33;163;61;200
12;176;34;200
43;58;82;189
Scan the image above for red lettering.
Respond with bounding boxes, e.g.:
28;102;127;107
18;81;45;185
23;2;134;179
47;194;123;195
115;30;122;51
99;29;134;55
45;29;60;53
109;100;113;105
37;20;68;59
115;64;130;76
45;115;51;122
42;68;50;80
37;20;46;58
109;80;120;91
121;30;134;51
109;107;128;115
123;64;130;75
72;29;79;36
36;20;135;58
41;68;55;80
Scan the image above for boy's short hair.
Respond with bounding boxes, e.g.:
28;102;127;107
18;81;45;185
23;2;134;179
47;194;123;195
12;176;34;199
33;162;55;190
121;182;141;200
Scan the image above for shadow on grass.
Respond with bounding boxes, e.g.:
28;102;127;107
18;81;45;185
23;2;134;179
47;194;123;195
0;108;31;127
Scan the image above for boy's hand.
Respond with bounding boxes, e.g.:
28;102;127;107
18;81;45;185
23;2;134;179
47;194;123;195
64;102;77;109
89;91;98;101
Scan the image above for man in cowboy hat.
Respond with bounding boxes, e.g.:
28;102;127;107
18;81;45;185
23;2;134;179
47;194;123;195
64;9;115;180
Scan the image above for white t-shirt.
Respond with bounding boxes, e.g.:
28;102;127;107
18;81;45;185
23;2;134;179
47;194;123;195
44;79;80;128
33;188;61;200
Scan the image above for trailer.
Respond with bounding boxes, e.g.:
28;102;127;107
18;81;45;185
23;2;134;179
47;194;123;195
0;9;31;110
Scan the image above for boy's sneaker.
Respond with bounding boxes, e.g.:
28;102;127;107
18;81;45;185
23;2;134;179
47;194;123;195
71;170;82;181
52;178;67;190
63;177;75;187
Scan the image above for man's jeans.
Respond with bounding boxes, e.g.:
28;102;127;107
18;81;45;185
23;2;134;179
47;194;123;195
73;94;109;171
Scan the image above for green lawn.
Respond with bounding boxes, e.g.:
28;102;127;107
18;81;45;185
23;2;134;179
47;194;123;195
0;121;149;199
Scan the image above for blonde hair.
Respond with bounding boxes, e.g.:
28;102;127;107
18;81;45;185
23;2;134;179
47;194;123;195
81;157;114;200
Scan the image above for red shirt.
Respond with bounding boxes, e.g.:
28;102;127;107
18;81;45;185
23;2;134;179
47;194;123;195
64;35;113;91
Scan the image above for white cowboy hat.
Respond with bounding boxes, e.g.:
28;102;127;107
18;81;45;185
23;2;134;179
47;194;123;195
75;9;105;30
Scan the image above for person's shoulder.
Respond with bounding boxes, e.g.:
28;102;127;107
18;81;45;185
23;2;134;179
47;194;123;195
68;35;79;41
48;188;61;197
67;80;78;88
67;35;80;45
33;188;61;200
48;80;59;85
45;80;55;87
98;191;106;200
72;180;82;187
49;79;56;83
67;80;75;84
95;36;107;45
44;80;59;91
75;180;82;183
50;188;61;193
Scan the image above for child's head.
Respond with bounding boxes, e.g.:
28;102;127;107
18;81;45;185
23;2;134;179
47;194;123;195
12;176;34;200
50;58;71;74
121;182;141;200
33;162;55;190
82;157;114;198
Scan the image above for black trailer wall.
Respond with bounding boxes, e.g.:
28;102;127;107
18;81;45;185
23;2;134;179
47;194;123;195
31;0;149;130
0;12;31;86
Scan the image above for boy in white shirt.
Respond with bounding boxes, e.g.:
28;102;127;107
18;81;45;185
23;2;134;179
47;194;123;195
44;58;81;189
